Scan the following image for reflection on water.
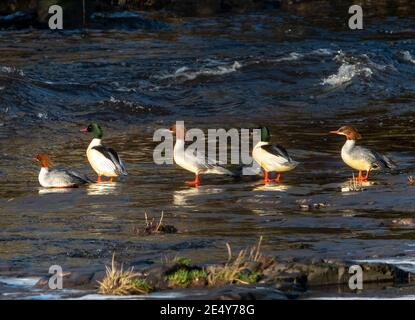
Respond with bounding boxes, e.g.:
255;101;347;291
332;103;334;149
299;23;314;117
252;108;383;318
86;183;120;196
38;188;75;195
252;183;291;192
173;186;224;206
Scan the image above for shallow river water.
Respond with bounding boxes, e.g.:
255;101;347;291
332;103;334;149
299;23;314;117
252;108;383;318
1;8;415;298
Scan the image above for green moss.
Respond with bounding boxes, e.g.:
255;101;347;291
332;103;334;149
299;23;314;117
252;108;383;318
167;268;207;287
208;268;262;286
174;256;192;267
130;278;152;293
237;271;262;284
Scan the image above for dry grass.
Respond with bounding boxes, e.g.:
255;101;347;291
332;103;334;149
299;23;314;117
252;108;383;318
132;211;177;236
207;236;264;286
98;254;151;295
408;176;415;185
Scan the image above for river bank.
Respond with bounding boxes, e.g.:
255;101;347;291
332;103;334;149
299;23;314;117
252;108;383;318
1;0;415;29
2;246;415;299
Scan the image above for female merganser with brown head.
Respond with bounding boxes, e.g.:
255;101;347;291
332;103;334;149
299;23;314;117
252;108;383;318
330;125;395;181
33;153;91;188
170;123;235;186
80;123;127;183
252;126;299;183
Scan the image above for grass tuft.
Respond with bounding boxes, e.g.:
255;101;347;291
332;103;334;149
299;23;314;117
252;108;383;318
207;236;264;286
98;253;151;295
132;211;177;236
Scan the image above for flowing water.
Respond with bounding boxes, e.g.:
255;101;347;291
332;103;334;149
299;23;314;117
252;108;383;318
1;9;415;299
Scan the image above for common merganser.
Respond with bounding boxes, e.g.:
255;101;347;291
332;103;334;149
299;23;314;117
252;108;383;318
330;125;395;181
252;126;299;183
80;123;127;183
33;153;91;188
170;123;234;186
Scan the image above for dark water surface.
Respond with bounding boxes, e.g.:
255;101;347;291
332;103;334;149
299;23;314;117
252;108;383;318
1;10;415;298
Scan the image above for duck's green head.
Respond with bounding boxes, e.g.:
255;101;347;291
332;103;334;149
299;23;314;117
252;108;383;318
259;126;270;142
80;123;103;139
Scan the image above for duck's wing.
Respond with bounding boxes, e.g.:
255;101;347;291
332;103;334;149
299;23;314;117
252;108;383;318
184;149;235;176
49;168;92;185
352;146;395;170
92;145;127;175
260;144;293;162
64;169;93;183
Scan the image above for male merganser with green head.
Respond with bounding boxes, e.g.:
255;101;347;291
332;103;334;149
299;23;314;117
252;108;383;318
330;125;395;181
252;126;299;183
80;123;127;182
170;123;235;186
33;153;91;188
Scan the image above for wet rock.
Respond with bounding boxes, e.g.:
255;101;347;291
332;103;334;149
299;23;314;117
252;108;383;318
143;264;177;290
91;270;106;285
63;271;97;289
297;200;330;211
34;269;100;290
0;0;37;15
302;262;347;286
34;276;49;289
90;11;169;30
0;10;36;29
359;263;408;284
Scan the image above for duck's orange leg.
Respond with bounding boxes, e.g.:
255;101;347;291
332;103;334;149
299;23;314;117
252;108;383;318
185;174;200;186
363;170;370;181
263;171;271;183
109;177;114;183
97;175;102;183
356;171;363;181
274;173;281;183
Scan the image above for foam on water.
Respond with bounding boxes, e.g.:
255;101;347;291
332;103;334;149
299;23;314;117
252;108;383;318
320;51;391;86
0;66;24;77
311;48;334;56
402;51;415;64
158;61;242;81
272;52;303;62
0;277;40;288
322;63;373;86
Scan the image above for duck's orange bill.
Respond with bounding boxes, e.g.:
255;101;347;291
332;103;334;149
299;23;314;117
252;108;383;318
329;130;339;134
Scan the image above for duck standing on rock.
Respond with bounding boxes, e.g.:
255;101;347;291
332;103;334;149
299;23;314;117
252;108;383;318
252;126;299;184
33;153;92;188
80;123;127;183
330;125;395;181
